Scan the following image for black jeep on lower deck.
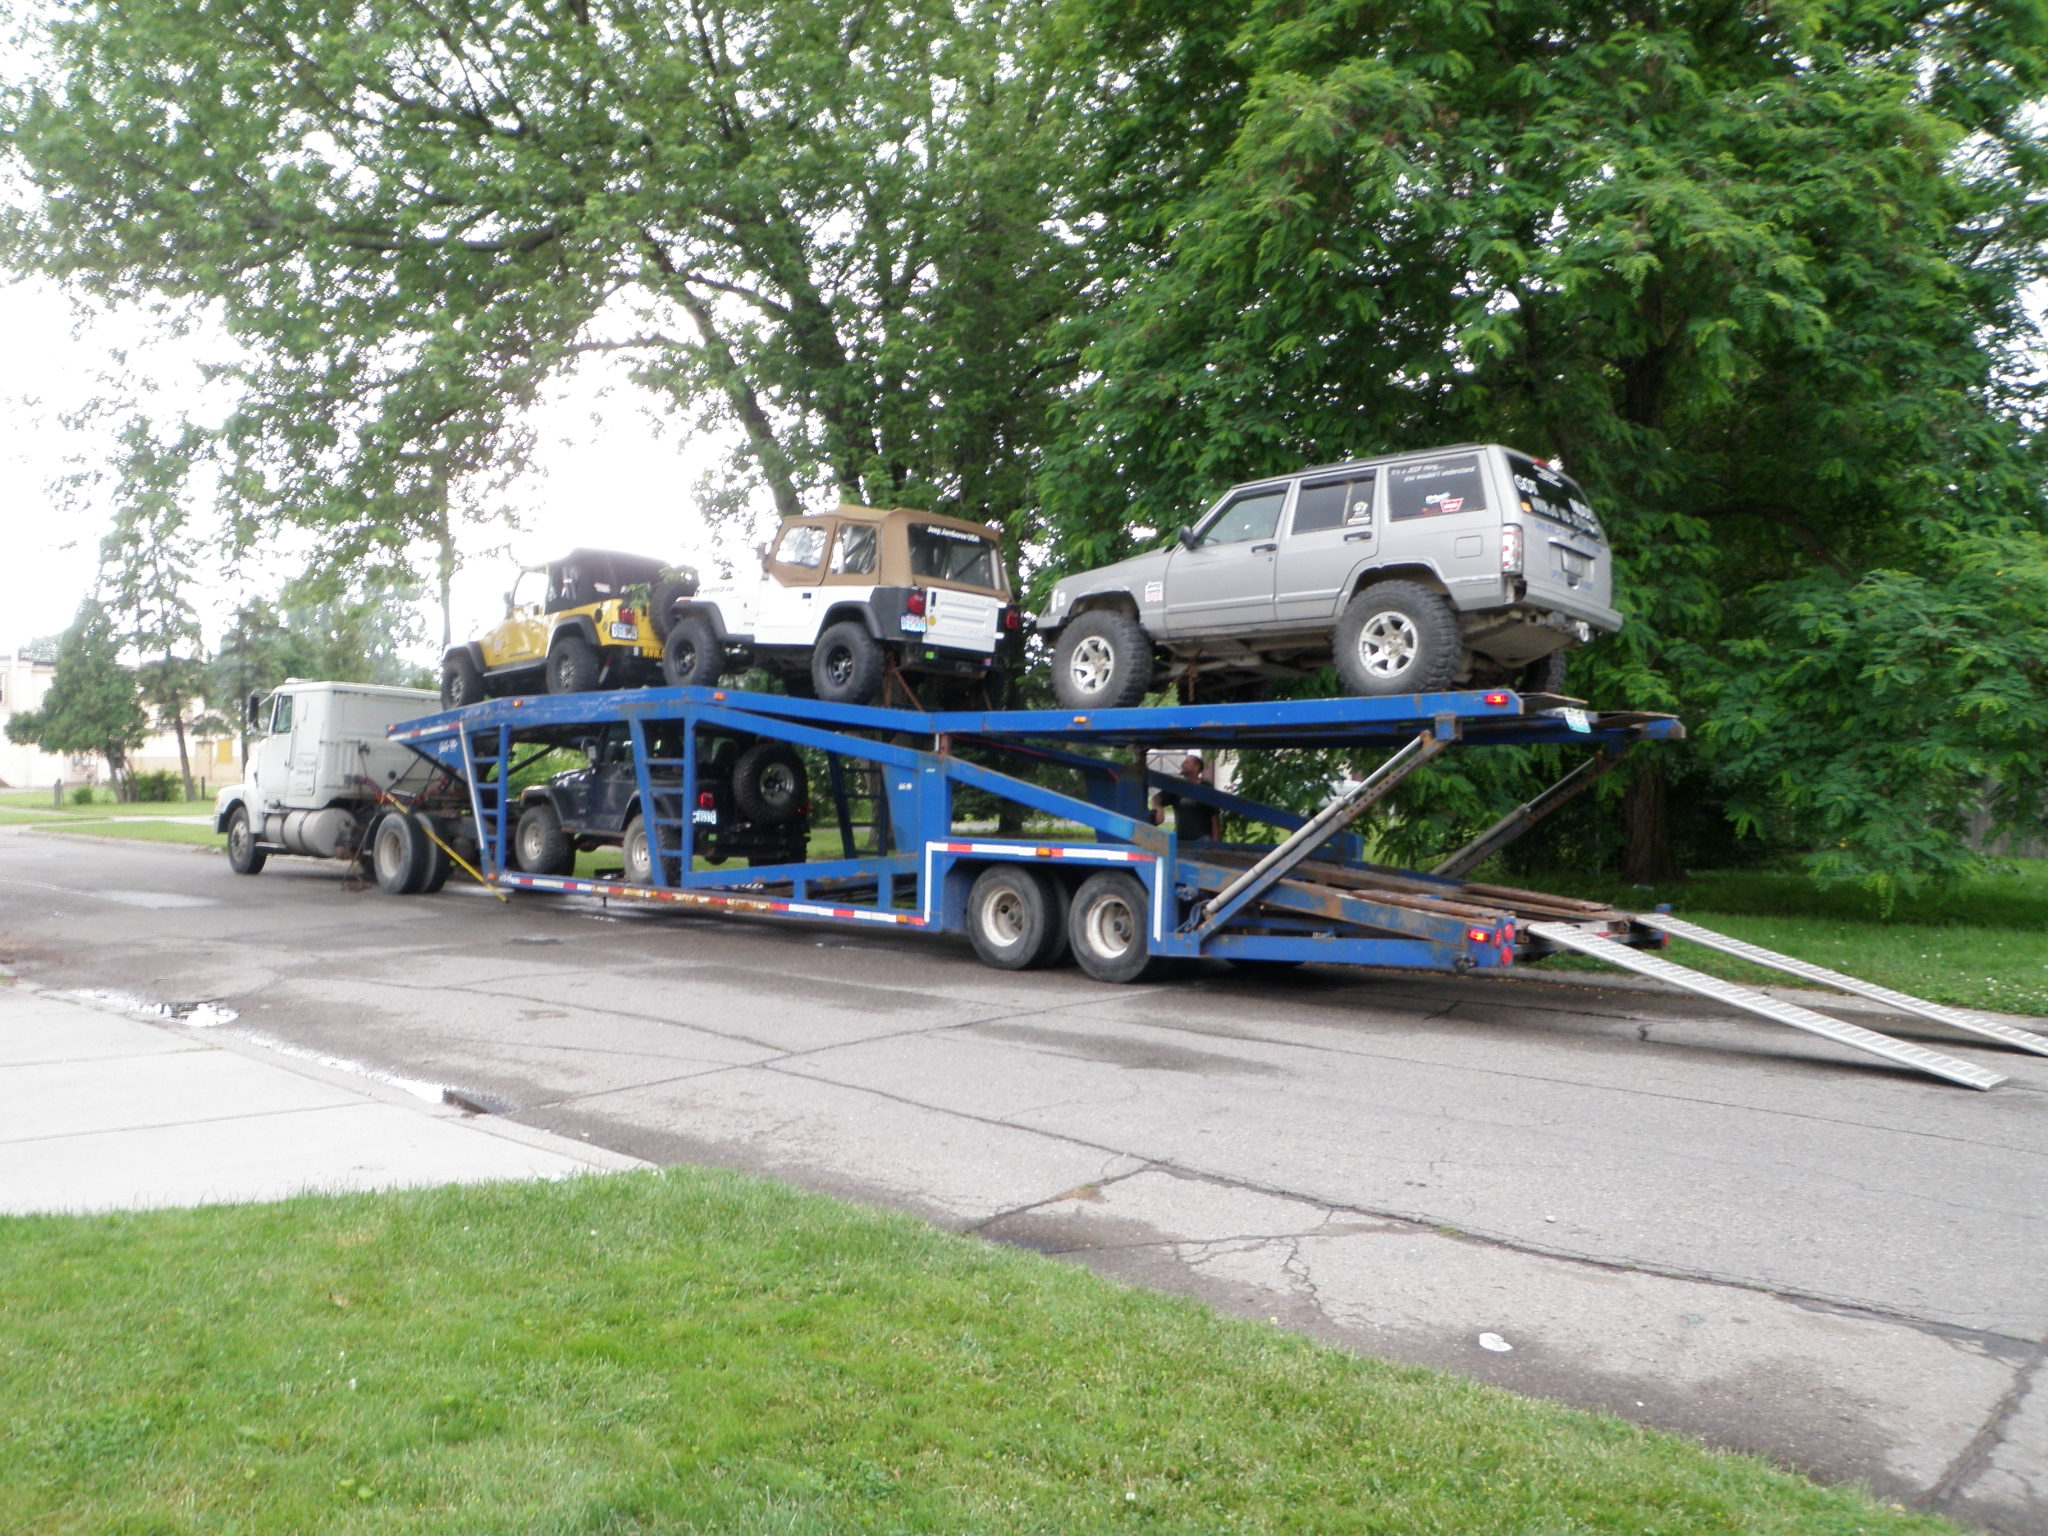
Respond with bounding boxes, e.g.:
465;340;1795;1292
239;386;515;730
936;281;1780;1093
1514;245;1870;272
511;723;809;883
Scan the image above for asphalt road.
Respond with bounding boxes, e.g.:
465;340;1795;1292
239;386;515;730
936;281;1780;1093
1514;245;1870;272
5;828;2045;1531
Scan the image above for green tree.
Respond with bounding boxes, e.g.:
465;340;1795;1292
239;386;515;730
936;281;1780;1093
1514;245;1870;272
1043;0;2048;889
2;0;1086;600
5;602;149;794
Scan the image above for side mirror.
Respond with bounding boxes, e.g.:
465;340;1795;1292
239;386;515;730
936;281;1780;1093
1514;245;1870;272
246;691;265;729
503;590;516;614
756;543;772;570
1176;525;1197;550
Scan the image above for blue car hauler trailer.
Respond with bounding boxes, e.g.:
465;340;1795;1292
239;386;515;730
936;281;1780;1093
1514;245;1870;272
374;686;2048;1090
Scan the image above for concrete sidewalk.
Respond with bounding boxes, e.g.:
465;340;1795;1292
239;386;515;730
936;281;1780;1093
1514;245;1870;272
0;979;646;1216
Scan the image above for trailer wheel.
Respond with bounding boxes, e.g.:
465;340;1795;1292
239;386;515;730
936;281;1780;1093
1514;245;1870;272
812;620;885;704
515;802;574;876
967;865;1071;971
224;805;266;876
661;616;724;688
441;651;485;709
372;811;431;895
547;633;601;694
1068;870;1162;984
731;740;808;824
416;816;452;893
1051;610;1152;709
1333;581;1461;697
622;813;655;885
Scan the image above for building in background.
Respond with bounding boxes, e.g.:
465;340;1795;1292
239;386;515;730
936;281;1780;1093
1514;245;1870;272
0;650;80;789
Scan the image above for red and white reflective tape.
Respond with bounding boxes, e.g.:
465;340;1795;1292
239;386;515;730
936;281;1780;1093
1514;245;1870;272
497;872;926;926
935;841;1151;864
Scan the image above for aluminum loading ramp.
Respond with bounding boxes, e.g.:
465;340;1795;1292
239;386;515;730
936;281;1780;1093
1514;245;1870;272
1525;922;2008;1090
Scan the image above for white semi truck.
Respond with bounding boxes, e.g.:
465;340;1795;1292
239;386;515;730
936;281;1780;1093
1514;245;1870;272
212;680;439;876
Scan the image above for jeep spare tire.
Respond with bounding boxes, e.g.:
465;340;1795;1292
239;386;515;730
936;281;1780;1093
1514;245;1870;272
661;615;723;688
1333;581;1461;697
648;577;701;643
731;740;808;825
1051;610;1151;709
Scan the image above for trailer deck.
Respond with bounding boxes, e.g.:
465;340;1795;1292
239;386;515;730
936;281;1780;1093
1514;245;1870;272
379;684;2045;1089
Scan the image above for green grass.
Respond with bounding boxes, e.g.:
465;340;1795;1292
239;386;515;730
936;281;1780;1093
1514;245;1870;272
1521;861;2048;1017
0;1169;1958;1535
0;792;212;819
29;818;223;847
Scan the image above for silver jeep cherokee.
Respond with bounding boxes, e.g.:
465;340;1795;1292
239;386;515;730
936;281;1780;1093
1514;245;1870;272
1036;444;1622;707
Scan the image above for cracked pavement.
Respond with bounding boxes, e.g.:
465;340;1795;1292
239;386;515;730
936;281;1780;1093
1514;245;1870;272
4;828;2046;1531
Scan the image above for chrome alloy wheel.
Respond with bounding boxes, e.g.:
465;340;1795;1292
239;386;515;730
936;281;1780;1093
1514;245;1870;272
1066;634;1117;697
1354;610;1420;679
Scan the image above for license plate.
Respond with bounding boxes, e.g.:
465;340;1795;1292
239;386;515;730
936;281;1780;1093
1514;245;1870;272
609;622;639;640
899;614;928;633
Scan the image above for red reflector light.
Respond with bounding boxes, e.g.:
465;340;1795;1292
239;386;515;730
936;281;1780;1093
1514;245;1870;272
697;792;716;809
617;606;636;623
1484;692;1512;706
1466;927;1490;944
906;590;927;616
1001;606;1022;631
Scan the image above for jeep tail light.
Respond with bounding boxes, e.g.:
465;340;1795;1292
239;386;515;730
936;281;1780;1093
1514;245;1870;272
1501;524;1524;575
1000;605;1022;631
617;605;637;623
906;590;927;616
697;791;716;809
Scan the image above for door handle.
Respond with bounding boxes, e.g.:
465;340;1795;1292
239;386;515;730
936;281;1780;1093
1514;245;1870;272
1344;530;1373;542
1251;542;1277;553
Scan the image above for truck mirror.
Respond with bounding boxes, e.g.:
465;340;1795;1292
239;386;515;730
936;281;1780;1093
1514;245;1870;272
503;590;515;614
246;691;264;728
756;543;771;570
1176;525;1197;550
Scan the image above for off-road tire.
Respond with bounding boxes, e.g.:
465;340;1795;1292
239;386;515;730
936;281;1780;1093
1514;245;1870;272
441;651;486;710
515;802;574;876
812;620;886;705
622;813;655;885
1333;581;1462;697
547;633;602;694
661;616;723;688
731;740;808;825
1051;610;1152;710
967;865;1071;971
225;805;266;875
372;811;431;895
1519;650;1570;697
648;577;701;643
1067;870;1162;984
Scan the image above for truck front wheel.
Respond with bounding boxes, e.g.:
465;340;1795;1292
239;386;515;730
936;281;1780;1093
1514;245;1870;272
1333;582;1461;697
1051;611;1152;709
1067;870;1162;983
225;805;266;876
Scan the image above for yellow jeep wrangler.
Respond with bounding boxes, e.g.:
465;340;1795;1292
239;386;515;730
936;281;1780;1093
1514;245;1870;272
440;549;695;708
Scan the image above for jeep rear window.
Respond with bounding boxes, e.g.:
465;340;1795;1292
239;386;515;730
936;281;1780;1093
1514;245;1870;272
1387;455;1488;520
1293;473;1375;534
1506;453;1603;539
909;524;1000;589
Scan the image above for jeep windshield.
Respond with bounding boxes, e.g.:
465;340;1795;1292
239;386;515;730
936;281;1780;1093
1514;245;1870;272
908;523;1002;592
1505;453;1603;541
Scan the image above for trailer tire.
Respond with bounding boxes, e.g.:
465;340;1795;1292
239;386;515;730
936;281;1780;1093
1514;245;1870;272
731;740;808;824
416;817;452;893
225;805;266;875
1333;581;1461;697
515;802;574;876
1068;870;1162;984
622;813;655;885
648;577;701;643
441;650;485;709
661;616;724;688
547;633;601;694
812;620;885;704
1051;610;1152;709
967;864;1071;971
372;811;431;895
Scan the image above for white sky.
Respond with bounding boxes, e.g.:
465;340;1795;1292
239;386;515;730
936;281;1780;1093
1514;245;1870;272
0;276;765;664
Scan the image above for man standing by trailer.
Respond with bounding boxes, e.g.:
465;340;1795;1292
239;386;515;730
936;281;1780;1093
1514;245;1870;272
1153;754;1218;842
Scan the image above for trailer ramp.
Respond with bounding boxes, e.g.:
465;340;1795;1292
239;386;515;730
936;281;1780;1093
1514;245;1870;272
1524;922;2005;1090
1633;914;2048;1059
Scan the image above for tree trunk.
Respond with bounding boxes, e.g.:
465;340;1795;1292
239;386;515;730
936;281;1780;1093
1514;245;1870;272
1621;760;1682;884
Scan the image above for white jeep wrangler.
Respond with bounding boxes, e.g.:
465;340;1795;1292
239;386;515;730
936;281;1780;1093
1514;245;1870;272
655;504;1018;706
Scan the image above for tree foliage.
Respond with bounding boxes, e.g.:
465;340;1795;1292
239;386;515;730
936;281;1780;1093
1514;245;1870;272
1044;0;2048;887
0;0;1087;597
4;602;148;789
